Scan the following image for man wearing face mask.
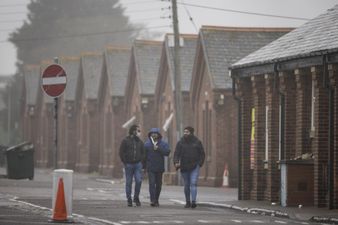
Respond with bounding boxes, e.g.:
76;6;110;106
173;126;205;209
119;124;145;207
144;128;170;207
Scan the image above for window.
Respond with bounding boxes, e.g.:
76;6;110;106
310;79;315;133
250;108;255;169
265;106;269;161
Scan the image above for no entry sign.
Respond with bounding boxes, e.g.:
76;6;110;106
42;64;67;97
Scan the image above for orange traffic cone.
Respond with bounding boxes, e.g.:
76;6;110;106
53;178;67;221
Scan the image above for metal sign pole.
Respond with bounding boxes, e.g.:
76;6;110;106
53;57;59;169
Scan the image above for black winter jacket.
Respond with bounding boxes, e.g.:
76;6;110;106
173;135;205;172
119;135;145;164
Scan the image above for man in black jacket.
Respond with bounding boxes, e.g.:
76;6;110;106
173;126;205;209
119;124;145;207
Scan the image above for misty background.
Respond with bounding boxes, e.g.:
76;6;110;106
0;0;337;147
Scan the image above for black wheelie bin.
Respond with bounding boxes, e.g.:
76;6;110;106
6;142;34;180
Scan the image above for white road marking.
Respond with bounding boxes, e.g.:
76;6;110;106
11;196;123;225
231;219;242;223
170;199;185;204
275;220;287;224
251;220;265;223
88;217;122;225
198;219;222;223
119;221;184;224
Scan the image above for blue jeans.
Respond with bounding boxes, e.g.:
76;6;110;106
148;171;163;203
181;165;200;202
124;162;143;200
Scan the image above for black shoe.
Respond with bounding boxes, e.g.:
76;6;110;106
154;201;159;207
184;201;191;208
150;202;156;207
133;198;141;207
127;199;132;207
191;201;197;209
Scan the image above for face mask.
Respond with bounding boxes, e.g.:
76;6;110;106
136;131;141;137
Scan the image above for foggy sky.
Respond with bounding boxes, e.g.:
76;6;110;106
0;0;337;75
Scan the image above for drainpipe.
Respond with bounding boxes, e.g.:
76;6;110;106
274;63;286;206
232;76;242;200
323;54;334;209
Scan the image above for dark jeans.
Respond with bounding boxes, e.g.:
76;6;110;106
124;162;143;201
181;165;200;202
148;171;163;203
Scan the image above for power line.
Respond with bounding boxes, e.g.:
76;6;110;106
0;11;27;15
0;20;24;24
181;0;198;32
177;2;311;21
120;0;162;6
0;4;27;8
0;25;171;43
125;8;165;13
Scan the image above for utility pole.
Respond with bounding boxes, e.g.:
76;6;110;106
171;0;183;140
172;0;183;186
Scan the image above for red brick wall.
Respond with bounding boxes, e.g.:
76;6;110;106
295;69;312;156
265;75;280;202
279;72;296;160
331;64;338;208
65;102;77;169
251;75;266;200
88;100;100;172
237;77;253;199
312;66;329;207
113;97;127;178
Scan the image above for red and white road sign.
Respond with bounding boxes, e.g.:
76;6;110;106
41;64;67;97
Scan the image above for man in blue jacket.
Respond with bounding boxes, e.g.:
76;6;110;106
144;128;170;207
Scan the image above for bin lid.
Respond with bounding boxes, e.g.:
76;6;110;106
6;142;34;152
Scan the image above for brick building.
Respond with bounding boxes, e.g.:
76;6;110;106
75;53;103;172
190;26;291;187
99;46;130;177
154;34;197;185
21;65;40;165
124;40;162;138
58;57;80;169
230;5;338;208
37;60;56;168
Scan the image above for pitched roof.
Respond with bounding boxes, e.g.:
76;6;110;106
60;57;80;101
104;46;131;97
133;40;162;95
165;34;198;92
23;65;40;106
232;5;338;69
81;52;103;100
199;26;292;89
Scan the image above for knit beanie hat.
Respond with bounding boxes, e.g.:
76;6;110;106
184;126;194;134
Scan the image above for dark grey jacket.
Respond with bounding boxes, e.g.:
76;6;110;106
119;135;145;164
173;135;205;172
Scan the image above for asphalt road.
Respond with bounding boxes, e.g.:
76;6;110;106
0;168;321;225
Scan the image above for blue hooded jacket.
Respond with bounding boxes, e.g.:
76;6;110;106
144;128;170;172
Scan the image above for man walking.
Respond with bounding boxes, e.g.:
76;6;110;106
173;126;205;209
119;124;145;207
144;128;170;207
